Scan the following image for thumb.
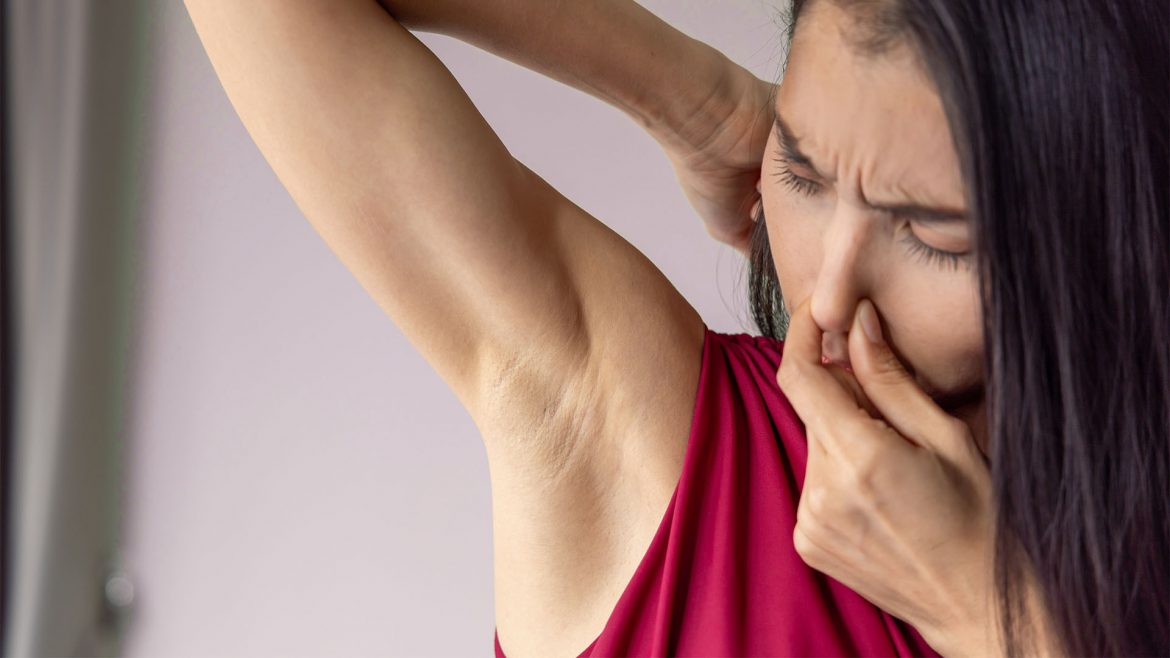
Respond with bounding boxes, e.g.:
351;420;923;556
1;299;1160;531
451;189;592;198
847;299;966;452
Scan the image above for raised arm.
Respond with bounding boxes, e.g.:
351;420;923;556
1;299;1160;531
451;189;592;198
377;0;746;149
182;0;719;415
180;0;737;469
381;0;778;254
181;1;751;653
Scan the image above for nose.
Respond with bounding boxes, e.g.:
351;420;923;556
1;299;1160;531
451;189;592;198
809;206;876;348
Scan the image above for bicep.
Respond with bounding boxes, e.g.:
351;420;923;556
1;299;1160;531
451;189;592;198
184;0;705;472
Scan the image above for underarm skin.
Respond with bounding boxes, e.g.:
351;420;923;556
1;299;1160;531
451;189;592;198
372;0;745;152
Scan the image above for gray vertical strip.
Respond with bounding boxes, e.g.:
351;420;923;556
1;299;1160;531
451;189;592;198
0;0;13;651
6;0;152;655
8;1;91;652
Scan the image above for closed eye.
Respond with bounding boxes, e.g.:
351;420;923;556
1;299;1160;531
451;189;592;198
899;229;970;272
773;156;821;197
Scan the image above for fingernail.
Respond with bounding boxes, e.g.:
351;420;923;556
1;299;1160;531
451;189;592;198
857;299;883;343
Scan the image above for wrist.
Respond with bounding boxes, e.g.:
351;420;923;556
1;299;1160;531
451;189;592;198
921;583;1061;658
921;622;1000;658
638;43;747;150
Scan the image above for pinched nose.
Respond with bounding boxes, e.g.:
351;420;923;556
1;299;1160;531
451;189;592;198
821;330;852;370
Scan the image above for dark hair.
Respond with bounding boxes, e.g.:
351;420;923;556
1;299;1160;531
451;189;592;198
749;0;1170;655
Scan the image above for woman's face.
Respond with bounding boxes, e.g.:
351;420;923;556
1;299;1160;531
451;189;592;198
761;2;987;447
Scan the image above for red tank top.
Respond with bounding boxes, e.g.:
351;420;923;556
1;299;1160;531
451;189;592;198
494;326;943;657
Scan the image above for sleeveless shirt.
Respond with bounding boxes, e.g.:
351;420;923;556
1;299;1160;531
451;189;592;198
494;326;943;657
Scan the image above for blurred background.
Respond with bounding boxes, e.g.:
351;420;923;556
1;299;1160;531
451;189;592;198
1;0;786;655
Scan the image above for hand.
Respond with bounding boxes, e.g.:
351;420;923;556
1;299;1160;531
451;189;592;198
775;298;998;653
654;65;775;259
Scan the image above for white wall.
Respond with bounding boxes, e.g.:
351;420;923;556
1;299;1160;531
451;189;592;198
124;2;786;655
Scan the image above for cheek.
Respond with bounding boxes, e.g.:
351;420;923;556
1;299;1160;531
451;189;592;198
882;279;984;398
763;192;821;314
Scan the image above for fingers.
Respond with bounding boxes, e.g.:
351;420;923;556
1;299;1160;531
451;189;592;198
846;299;969;453
823;364;881;419
777;300;890;453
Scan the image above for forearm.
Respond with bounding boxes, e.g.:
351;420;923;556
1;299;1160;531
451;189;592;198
374;0;739;146
929;576;1064;658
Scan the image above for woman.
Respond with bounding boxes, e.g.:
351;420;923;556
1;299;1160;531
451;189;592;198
183;0;1168;656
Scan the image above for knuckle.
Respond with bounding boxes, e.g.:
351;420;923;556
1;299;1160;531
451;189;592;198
792;523;819;562
871;361;911;387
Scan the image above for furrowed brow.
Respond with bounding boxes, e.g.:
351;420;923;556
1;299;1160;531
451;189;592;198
775;109;968;222
773;111;835;182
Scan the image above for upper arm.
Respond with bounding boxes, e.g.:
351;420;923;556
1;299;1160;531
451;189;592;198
183;0;706;475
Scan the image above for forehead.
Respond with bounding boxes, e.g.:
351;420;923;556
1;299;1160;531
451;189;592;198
777;2;964;208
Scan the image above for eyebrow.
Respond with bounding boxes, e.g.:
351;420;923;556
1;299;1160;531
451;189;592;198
773;111;968;223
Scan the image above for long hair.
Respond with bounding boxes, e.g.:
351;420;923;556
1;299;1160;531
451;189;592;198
750;1;1170;655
